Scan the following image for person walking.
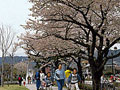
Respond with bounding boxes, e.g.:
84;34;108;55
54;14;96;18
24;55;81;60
23;78;26;86
18;75;23;86
55;63;65;90
27;76;31;84
35;70;41;90
65;67;72;89
40;70;45;89
44;72;54;90
68;68;81;90
101;74;106;90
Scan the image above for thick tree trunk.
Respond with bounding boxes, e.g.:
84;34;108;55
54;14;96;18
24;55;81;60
92;68;103;90
92;75;101;90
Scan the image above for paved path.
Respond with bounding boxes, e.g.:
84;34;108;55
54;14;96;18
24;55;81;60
26;84;67;90
26;84;36;90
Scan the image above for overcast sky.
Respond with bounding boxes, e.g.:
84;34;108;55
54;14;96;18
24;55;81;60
0;0;31;56
0;0;119;56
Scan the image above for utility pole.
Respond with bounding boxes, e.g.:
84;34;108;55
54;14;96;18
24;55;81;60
112;47;117;90
112;52;114;74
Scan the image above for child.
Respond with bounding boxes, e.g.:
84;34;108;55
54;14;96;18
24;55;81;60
23;78;26;86
68;68;81;90
65;67;72;89
44;72;54;90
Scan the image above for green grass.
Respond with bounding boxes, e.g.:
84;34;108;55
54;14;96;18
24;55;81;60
0;85;29;90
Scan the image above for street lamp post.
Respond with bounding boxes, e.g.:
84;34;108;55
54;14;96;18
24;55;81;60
111;47;117;90
114;47;117;75
111;47;117;75
112;52;114;74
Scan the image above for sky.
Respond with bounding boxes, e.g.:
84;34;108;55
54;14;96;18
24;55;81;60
0;0;31;56
0;0;119;56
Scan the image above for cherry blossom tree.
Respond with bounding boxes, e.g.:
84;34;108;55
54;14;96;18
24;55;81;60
22;0;120;89
19;32;84;68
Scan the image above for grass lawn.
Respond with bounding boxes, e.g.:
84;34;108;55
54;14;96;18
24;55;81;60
0;85;29;90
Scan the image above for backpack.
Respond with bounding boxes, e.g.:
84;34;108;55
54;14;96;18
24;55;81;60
35;72;40;80
18;77;21;81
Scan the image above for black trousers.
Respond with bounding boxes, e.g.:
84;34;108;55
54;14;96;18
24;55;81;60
19;81;22;86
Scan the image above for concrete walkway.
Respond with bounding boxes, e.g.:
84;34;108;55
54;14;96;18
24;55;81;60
26;84;36;90
26;84;67;90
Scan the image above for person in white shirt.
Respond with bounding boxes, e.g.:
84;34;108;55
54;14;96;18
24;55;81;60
101;74;105;90
68;68;81;90
40;70;45;89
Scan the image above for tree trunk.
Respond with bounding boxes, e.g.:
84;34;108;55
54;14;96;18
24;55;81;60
77;57;83;80
10;65;13;83
10;57;13;83
1;55;5;87
92;69;103;90
54;58;60;69
92;75;101;90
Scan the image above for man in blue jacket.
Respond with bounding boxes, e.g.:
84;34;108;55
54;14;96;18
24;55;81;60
35;70;41;90
68;68;81;90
